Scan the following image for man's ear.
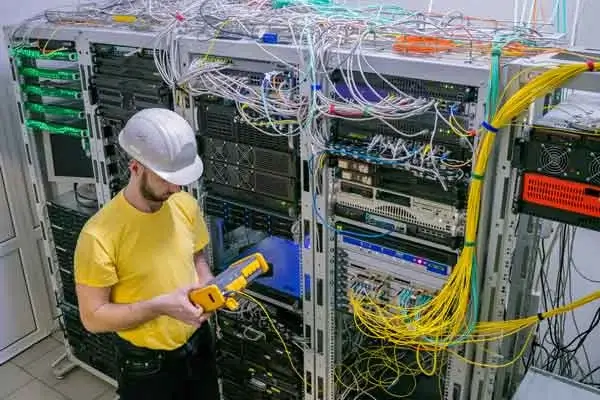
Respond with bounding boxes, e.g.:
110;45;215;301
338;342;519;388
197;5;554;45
129;159;142;176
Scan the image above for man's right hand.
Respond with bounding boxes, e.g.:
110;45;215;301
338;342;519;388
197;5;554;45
154;286;208;328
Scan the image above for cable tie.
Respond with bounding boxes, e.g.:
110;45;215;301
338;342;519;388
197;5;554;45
586;60;595;72
464;241;477;247
537;313;544;321
311;83;321;91
175;12;185;22
471;173;485;181
481;121;499;133
328;104;335;114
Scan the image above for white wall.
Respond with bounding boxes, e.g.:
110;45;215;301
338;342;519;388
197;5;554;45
0;0;77;327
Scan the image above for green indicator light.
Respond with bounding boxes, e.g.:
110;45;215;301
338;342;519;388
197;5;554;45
11;47;77;61
26;119;87;137
20;67;79;81
25;102;84;119
22;85;81;99
347;132;368;139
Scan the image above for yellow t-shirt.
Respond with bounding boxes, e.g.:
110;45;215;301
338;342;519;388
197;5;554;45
74;191;209;350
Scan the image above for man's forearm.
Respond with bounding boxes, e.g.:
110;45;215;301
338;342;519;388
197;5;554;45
82;298;162;333
194;251;213;284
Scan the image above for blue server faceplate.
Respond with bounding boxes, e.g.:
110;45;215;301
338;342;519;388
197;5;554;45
223;236;301;300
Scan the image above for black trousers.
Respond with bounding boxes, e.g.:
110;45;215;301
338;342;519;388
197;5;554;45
115;324;220;400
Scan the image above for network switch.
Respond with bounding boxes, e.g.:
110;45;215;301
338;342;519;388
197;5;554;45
90;44;172;120
336;221;457;289
334;179;465;242
329;70;479;105
205;195;297;239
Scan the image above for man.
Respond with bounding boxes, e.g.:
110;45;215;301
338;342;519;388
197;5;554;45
74;108;220;400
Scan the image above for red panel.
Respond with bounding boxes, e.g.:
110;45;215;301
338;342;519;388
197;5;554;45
522;173;600;218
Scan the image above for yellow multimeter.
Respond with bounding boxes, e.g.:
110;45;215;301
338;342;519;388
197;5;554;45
188;252;271;312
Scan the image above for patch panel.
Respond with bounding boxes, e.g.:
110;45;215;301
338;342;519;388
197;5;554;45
331;112;474;148
188;55;298;94
12;41;92;184
334;156;469;207
335;260;436;312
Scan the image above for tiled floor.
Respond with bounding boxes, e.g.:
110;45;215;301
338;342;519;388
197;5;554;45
0;333;117;400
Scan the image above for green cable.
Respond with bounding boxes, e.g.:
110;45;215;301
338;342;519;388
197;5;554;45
554;0;568;34
22;85;82;99
20;67;79;81
487;45;502;121
25;102;84;119
272;0;414;24
26;119;88;137
11;47;77;61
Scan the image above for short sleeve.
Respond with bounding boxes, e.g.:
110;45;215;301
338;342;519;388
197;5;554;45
74;231;118;287
194;209;210;252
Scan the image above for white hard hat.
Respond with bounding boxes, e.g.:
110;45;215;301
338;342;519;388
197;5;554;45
118;108;203;186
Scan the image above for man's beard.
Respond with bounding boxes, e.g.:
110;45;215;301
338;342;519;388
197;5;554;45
140;172;172;202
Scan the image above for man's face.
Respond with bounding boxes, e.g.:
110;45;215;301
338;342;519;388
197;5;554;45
139;168;181;202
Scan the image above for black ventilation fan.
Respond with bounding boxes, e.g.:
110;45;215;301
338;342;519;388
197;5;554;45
211;139;227;162
587;154;600;185
236;143;253;167
205;161;228;185
539;143;569;176
515;126;600;185
236;168;253;191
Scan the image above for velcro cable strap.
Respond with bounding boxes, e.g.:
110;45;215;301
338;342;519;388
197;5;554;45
481;121;499;133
